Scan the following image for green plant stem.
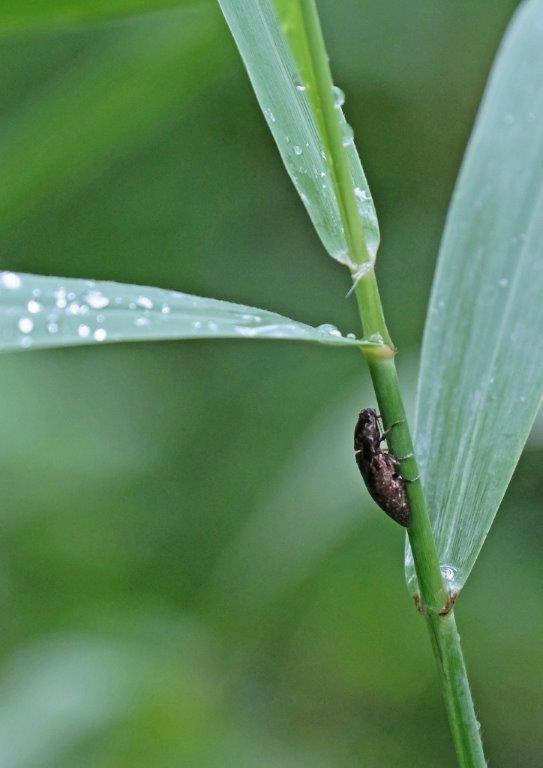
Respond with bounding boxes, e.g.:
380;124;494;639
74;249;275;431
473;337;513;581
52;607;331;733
360;312;486;767
299;0;375;273
297;1;487;765
426;611;485;768
361;338;447;614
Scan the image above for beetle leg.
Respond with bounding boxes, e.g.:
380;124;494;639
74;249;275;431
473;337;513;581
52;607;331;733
379;419;405;442
402;474;420;484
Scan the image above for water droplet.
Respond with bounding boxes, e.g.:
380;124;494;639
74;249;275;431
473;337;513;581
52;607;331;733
27;300;42;314
47;322;59;334
78;324;91;338
67;302;87;316
18;317;33;334
136;296;153;310
207;321;219;333
20;337;32;349
93;328;107;342
86;290;109;309
441;565;457;583
264;107;276;123
235;325;257;337
192;320;203;330
1;272;21;290
161;304;171;314
342;124;354;147
354;186;369;202
135;316;150;327
296;83;306;92
317;323;342;338
54;289;67;309
293;145;303;156
498;277;509;288
368;332;384;344
346;332;356;339
332;85;345;108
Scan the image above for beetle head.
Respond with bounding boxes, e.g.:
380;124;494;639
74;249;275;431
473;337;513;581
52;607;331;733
354;408;381;452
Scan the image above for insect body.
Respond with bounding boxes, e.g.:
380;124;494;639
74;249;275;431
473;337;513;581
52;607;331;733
354;408;411;527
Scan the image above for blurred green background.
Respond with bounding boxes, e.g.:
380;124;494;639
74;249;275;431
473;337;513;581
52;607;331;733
1;1;542;766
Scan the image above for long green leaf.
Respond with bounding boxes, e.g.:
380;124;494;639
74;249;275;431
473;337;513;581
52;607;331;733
217;0;379;277
0;272;372;352
406;0;543;594
0;0;193;34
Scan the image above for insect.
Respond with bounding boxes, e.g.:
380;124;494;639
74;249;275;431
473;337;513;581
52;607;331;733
354;408;411;527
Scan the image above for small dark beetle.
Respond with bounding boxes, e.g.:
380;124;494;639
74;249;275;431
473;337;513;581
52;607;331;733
354;408;411;527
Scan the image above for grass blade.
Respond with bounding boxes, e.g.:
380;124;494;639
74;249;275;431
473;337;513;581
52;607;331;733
406;0;543;594
217;0;379;277
0;272;372;352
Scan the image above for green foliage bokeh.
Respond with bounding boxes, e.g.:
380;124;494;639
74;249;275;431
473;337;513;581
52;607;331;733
1;2;540;766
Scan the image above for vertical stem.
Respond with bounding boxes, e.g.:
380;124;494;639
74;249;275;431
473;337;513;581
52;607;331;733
427;612;485;767
363;332;485;766
299;0;377;273
362;342;447;613
359;277;486;767
296;2;487;765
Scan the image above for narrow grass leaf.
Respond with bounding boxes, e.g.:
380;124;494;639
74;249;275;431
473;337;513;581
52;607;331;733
0;272;370;352
406;0;543;594
217;0;379;274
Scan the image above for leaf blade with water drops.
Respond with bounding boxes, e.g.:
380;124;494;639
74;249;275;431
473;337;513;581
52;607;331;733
0;272;372;352
405;0;543;595
217;0;379;277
